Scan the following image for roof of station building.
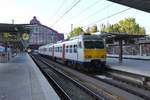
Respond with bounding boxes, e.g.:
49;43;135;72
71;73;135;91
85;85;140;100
30;16;64;40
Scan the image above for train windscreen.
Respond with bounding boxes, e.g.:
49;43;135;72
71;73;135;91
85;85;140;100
84;41;104;49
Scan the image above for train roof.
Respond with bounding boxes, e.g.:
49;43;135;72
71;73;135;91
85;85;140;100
70;34;103;41
39;34;103;49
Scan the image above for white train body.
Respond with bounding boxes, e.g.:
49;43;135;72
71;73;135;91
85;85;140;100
39;34;107;69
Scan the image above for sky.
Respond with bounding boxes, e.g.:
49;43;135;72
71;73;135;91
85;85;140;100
0;0;150;38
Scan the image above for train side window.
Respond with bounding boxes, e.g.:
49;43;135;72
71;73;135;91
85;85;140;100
55;47;57;52
60;47;62;52
58;47;60;52
74;45;77;53
66;46;68;53
70;45;72;53
78;42;82;48
44;48;46;52
57;47;59;52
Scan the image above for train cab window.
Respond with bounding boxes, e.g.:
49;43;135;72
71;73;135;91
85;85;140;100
84;41;104;49
74;45;77;53
78;42;82;48
66;46;68;53
70;45;72;53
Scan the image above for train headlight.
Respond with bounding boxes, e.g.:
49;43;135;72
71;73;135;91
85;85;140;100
101;55;106;58
85;55;92;59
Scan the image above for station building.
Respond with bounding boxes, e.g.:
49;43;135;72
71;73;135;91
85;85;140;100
28;16;64;50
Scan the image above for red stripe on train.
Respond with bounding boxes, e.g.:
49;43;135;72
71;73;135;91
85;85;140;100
52;45;54;57
62;44;65;61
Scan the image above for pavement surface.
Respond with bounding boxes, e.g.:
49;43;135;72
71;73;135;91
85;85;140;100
0;53;60;100
106;57;150;77
107;54;150;60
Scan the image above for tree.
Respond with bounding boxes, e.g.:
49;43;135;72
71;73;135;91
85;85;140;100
112;24;120;32
91;25;98;33
67;27;84;39
100;24;106;32
86;27;90;33
104;25;113;32
104;18;145;35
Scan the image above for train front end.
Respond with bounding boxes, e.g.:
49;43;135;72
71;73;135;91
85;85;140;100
83;35;107;70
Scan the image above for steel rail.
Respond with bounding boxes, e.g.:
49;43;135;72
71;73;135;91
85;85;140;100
39;56;105;100
38;55;150;100
31;55;72;100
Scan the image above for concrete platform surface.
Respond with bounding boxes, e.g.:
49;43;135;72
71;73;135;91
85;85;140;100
106;58;150;77
0;53;60;100
107;54;150;60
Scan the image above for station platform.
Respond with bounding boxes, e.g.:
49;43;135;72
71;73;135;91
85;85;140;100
106;58;150;77
107;54;150;60
0;53;60;100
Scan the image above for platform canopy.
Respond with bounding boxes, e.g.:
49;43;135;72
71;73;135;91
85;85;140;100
108;0;150;13
0;23;31;33
0;23;32;49
100;32;145;40
100;32;145;62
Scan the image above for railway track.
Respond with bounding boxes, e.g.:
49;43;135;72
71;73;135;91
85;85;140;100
92;74;150;100
103;69;150;90
31;55;71;100
32;55;150;100
88;68;150;100
31;55;105;100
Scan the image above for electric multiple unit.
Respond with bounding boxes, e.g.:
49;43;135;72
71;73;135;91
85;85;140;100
39;34;107;70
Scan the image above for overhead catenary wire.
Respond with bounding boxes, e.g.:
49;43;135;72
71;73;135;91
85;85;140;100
51;0;81;27
55;0;106;31
83;0;102;11
71;0;103;19
82;7;131;28
79;3;113;23
52;0;65;18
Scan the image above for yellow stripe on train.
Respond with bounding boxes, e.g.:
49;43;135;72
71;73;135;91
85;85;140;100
84;49;107;59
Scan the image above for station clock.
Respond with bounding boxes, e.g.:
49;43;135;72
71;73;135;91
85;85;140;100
22;33;29;40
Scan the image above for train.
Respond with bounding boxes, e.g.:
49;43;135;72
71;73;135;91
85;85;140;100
27;48;32;53
38;34;107;71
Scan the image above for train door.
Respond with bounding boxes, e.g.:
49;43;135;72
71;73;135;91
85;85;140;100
62;44;65;61
77;41;83;61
